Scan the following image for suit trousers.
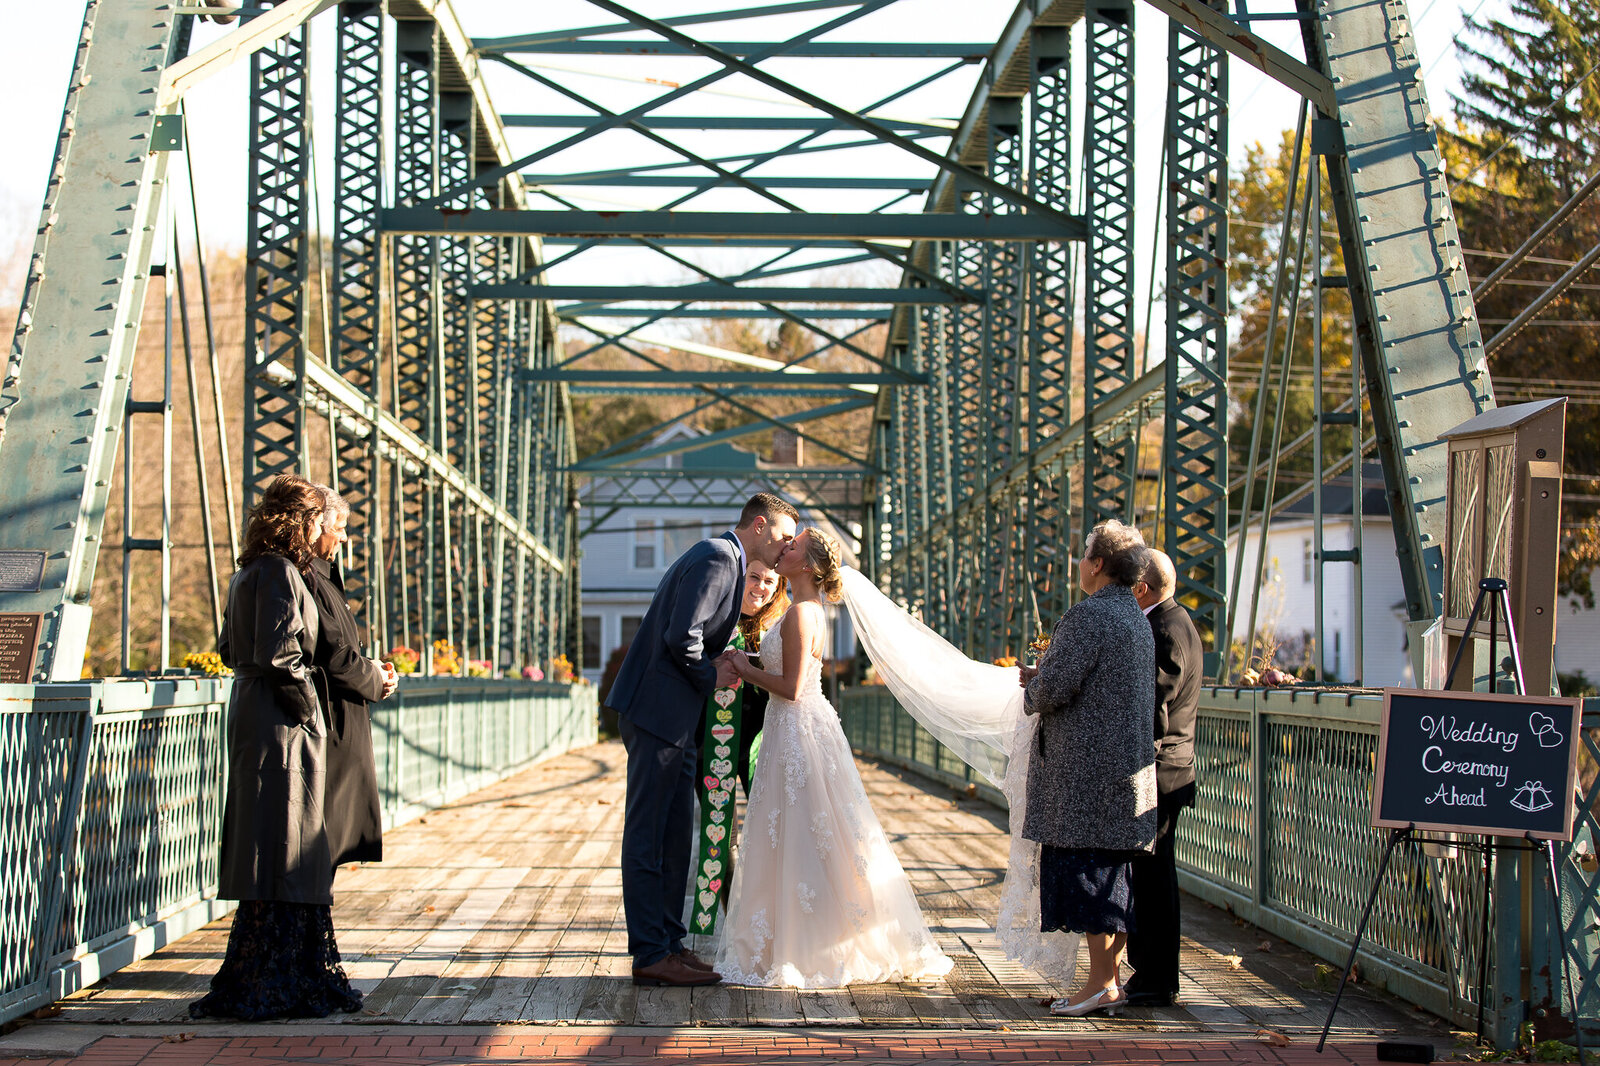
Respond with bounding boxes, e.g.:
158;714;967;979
620;718;697;968
1127;789;1189;996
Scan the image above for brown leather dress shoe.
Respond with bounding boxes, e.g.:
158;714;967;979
675;949;715;973
632;955;722;987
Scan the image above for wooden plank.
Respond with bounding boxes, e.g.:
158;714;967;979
690;980;748;1026
632;985;693;1027
400;866;531;1023
797;987;861;1026
742;985;803;1025
846;982;917;1025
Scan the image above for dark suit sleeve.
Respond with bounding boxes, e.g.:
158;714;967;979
1152;612;1186;742
316;587;386;703
663;550;740;695
255;561;321;726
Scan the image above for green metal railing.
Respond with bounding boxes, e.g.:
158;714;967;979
0;677;597;1027
839;684;1600;1045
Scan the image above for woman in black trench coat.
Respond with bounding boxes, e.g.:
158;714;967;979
308;484;397;868
191;474;365;1021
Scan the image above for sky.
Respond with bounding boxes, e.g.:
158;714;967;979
0;0;1510;344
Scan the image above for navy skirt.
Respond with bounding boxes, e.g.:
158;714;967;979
1039;845;1140;935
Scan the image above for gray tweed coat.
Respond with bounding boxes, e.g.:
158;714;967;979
1021;583;1158;853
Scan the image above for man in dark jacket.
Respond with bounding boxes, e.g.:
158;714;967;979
606;492;797;987
309;486;397;870
1126;548;1203;1007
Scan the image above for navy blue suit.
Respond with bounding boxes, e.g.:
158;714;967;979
607;532;744;967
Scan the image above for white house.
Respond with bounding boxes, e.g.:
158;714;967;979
1229;463;1599;689
577;423;859;685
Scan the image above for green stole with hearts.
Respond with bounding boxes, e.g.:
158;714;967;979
690;631;746;935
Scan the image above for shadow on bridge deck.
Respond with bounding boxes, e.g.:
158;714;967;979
22;742;1455;1045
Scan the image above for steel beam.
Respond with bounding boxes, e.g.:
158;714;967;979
383;208;1085;242
331;0;386;641
0;3;183;680
505;115;951;134
477;284;967;305
479;40;990;58
524;371;921;386
1163;4;1230;644
1138;0;1335;114
1302;0;1493;623
242;12;311;509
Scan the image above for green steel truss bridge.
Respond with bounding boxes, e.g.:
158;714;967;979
1;0;1490;681
12;0;1586;1048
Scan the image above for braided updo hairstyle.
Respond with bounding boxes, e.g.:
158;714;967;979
798;527;845;604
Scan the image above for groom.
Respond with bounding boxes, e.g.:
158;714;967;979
607;492;798;986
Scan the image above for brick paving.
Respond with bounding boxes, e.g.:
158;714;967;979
0;1027;1442;1066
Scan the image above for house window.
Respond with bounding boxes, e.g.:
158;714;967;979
581;616;601;671
663;521;704;565
1303;537;1314;583
632;519;656;570
620;615;644;651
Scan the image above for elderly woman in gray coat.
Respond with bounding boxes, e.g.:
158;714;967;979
1018;519;1157;1017
190;474;363;1021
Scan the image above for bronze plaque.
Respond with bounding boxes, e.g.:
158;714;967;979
0;613;42;683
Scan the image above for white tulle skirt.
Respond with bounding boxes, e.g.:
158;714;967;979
714;686;954;988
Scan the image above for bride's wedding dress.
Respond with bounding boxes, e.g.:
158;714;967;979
836;568;1082;986
715;601;954;988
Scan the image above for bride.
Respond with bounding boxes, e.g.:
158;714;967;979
717;529;1082;990
713;527;954;987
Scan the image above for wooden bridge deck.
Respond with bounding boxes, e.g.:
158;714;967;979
44;741;1454;1041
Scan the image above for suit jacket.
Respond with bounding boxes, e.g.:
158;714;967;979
307;557;387;867
606;531;744;749
1149;597;1203;801
1021;584;1157;852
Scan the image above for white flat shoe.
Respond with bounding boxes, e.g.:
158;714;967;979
1049;987;1126;1017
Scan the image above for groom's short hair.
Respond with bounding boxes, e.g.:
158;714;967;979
737;492;799;529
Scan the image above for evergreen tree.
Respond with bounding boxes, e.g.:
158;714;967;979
1447;0;1600;604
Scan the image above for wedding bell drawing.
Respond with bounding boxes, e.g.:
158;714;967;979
1511;780;1555;814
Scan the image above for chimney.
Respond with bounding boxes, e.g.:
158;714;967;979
771;429;803;467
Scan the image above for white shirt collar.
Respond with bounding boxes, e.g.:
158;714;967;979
1141;601;1158;616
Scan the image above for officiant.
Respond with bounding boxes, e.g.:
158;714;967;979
688;558;787;935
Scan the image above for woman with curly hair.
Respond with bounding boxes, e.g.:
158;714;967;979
190;474;362;1021
713;528;953;988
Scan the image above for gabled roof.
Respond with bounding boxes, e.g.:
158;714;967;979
1280;462;1390;518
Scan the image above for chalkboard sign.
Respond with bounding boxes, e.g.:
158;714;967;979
1373;687;1583;841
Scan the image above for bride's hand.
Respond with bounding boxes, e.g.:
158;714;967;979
1018;664;1038;688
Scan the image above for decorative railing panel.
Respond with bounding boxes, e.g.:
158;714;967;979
838;684;1600;1042
0;677;597;1026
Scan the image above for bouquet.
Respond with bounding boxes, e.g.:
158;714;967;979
466;659;492;678
387;646;420;674
182;651;231;677
521;665;544;681
431;639;461;676
549;653;576;684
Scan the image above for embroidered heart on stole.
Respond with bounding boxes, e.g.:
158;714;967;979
710;725;735;743
695;911;712;930
714;688;738;709
698;890;717;911
697;875;710;890
720;777;735;793
709;810;725;824
713;744;731;758
703;859;724;878
703;775;720;792
707;846;720;859
709;789;730;807
709;878;723;894
715;709;734;724
710;758;734;778
706;825;726;845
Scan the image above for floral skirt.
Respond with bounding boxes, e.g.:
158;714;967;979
189;900;363;1021
1039;846;1140;936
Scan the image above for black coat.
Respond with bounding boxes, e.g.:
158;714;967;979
1149;598;1203;802
308;558;387;867
217;555;333;904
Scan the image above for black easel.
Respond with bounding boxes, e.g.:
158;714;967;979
1317;578;1529;1054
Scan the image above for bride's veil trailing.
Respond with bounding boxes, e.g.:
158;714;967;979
838;568;1081;984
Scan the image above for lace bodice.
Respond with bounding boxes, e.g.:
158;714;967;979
758;603;825;702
